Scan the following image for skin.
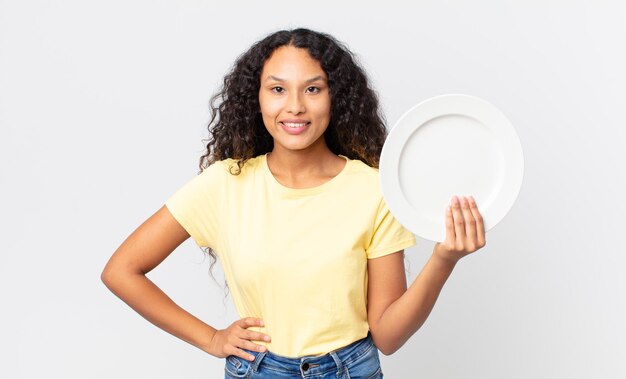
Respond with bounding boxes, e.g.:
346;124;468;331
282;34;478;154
259;45;346;189
101;44;486;364
366;195;486;355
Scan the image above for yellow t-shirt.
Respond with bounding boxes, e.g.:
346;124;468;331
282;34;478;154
165;153;416;357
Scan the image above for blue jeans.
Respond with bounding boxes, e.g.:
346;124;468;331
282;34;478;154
224;331;383;378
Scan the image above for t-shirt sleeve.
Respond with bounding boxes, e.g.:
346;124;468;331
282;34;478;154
366;197;417;259
164;162;223;249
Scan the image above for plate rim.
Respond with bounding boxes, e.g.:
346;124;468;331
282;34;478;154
380;93;524;242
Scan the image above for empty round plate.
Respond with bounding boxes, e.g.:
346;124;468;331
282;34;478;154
379;94;524;242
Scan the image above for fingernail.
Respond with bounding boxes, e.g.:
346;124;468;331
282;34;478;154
260;320;265;326
264;335;271;341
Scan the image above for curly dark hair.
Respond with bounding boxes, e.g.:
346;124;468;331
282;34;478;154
197;28;391;295
199;27;388;173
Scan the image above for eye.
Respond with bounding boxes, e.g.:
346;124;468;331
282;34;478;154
270;86;285;94
306;86;320;94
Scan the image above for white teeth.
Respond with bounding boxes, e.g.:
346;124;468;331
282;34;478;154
283;122;307;128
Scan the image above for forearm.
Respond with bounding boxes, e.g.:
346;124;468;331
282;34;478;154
373;247;457;355
101;269;218;356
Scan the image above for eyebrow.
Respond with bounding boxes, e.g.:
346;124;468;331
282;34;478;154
264;75;327;84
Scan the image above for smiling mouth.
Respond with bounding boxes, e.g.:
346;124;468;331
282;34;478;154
280;122;310;128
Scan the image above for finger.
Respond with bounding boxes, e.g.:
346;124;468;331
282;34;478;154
241;317;264;328
240;338;267;353
233;346;257;361
468;196;486;246
460;196;478;246
242;329;271;343
451;195;465;247
444;203;455;245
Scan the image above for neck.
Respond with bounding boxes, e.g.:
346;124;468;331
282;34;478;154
266;144;344;185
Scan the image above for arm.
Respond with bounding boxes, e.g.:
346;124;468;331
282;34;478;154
102;205;271;361
367;248;456;355
367;195;486;355
101;205;219;355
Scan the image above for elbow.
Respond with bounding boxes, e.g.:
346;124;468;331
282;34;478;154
100;260;128;291
100;264;117;290
376;343;399;357
370;330;400;356
101;258;145;293
377;346;392;356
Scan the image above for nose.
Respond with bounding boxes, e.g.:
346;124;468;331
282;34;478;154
287;91;305;114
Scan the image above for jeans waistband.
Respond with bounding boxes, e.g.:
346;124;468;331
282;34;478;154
244;331;376;377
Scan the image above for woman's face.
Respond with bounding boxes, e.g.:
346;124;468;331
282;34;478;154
259;45;331;154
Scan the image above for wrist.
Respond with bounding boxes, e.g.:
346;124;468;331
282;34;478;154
199;327;220;357
433;243;460;268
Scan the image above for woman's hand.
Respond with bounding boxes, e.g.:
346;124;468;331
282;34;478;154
434;195;486;264
208;317;271;361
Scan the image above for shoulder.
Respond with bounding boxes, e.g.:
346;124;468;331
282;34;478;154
352;160;379;176
344;158;382;190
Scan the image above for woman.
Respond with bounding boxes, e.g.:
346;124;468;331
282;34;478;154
101;28;486;378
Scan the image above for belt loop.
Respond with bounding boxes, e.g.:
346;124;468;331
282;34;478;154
251;350;267;373
329;351;343;377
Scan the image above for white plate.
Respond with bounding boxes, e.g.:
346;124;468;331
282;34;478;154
380;94;524;242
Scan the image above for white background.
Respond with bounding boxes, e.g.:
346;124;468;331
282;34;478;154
1;1;625;378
